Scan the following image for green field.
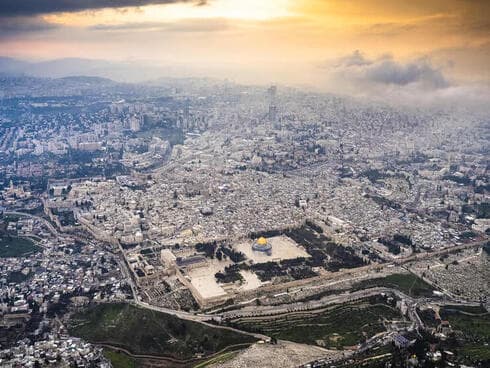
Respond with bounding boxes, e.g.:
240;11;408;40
231;297;402;349
69;303;256;360
0;236;41;258
352;273;435;297
459;344;490;361
440;307;490;340
441;305;488;314
420;305;490;363
103;350;138;368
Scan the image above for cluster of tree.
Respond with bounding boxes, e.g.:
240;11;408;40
250;261;287;281
53;209;77;227
195;241;217;259
305;219;323;233
215;265;243;284
443;174;472;186
218;245;246;263
285;225;366;271
393;234;413;246
378;237;401;255
367;194;402;210
249;229;283;239
288;266;318;280
459;231;478;239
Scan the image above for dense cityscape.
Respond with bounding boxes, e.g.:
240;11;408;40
1;0;489;367
0;73;488;367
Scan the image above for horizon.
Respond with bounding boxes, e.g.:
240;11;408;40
1;0;489;102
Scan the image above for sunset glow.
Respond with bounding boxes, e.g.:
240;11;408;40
1;0;489;86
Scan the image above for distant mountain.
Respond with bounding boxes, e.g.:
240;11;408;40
0;57;170;82
0;57;30;76
0;57;117;79
28;58;116;79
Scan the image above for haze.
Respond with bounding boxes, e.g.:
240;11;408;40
1;0;489;95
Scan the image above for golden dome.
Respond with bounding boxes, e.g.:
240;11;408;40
257;237;267;246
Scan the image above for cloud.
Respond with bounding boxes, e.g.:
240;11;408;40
363;22;419;37
364;58;448;88
331;51;449;89
336;50;372;67
90;18;229;33
0;16;58;37
0;0;207;16
318;50;490;112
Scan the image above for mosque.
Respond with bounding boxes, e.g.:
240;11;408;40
252;236;272;255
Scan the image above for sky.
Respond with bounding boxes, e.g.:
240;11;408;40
0;0;489;97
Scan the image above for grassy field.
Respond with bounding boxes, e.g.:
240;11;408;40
352;273;434;297
442;305;488;314
69;303;256;360
103;350;138;368
459;344;490;361
440;307;490;340
449;310;490;364
420;306;490;363
0;236;41;258
232;297;402;349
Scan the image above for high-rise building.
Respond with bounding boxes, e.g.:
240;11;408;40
268;85;278;122
129;115;141;132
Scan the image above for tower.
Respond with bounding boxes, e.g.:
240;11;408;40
268;85;278;122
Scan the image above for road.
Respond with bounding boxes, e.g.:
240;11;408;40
3;210;58;236
217;287;420;322
7;209;484;348
117;238;485;325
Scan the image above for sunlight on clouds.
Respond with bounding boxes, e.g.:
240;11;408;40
9;0;488;86
43;0;295;27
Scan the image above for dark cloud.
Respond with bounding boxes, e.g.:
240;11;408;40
332;51;449;89
0;16;58;37
336;50;371;67
0;0;207;17
364;59;448;87
90;18;229;33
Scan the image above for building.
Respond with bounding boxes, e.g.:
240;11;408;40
129;116;141;132
252;237;272;255
268;85;278;122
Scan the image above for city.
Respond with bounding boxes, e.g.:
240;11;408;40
0;0;489;367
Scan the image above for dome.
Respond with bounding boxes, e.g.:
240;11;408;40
252;236;272;255
256;237;267;246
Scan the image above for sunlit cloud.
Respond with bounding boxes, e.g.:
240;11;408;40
43;0;294;27
0;0;489;88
